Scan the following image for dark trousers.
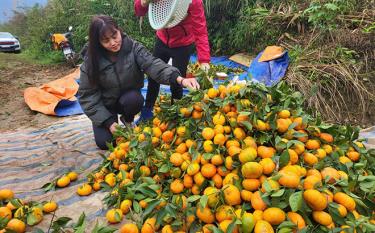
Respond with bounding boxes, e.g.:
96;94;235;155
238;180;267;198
145;38;193;108
93;90;143;150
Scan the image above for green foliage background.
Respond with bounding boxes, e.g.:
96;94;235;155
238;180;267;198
0;0;373;62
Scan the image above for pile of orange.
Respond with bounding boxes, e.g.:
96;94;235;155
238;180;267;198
83;83;374;232
0;189;58;232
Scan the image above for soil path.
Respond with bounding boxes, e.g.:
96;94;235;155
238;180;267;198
0;53;77;132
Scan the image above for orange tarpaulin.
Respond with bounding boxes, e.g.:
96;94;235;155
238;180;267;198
24;68;80;115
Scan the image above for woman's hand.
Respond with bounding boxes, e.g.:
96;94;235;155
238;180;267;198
109;122;119;134
177;76;200;90
200;63;210;72
141;0;158;7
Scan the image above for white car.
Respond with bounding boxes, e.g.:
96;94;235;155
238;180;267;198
0;32;21;53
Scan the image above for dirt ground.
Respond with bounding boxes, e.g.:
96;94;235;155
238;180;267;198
0;53;77;132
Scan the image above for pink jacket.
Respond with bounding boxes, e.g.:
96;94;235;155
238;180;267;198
134;0;211;63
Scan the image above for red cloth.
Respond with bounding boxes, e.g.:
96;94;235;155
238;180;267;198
135;0;211;63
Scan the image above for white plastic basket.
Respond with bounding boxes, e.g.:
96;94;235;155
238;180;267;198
148;0;192;30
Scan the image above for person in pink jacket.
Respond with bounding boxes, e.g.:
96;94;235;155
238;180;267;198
134;0;211;121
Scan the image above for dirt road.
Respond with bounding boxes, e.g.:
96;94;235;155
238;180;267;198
0;53;77;132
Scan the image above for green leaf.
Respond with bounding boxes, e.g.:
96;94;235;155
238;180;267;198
187;195;201;203
271;189;285;197
159;164;169;173
289;191;303;212
279;150;290;168
74;212;86;228
199;195;208;209
33;228;45;233
143;199;161;217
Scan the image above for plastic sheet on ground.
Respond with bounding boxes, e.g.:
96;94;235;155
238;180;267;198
0;115;127;231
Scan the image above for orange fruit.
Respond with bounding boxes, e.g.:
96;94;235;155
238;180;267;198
241;190;252;202
225;156;234;170
278;110;290;119
161;225;173;233
170;153;184;167
67;171;78;181
202;128;215;140
312;211;332;226
320;167;340;184
215;205;235;222
243;136;257;148
212;174;223;188
226;140;241;148
239;147;257;163
56;176;70;188
170;179;184;194
223;184;241;206
303;189;327;211
175;143;187;154
347;151;360;162
292;143;305;155
233;127;246;140
203;187;220;208
139;200;148;209
242;179;261;191
257;146;276;158
201;164;216;178
180;108;191;117
278;170;300;188
213;133;226;146
197;206;215;224
322;144;333;154
77;183;92;196
203;140;214;153
120;223;139;233
306;169;322;179
120;200;132;214
253;210;264;222
192;110;203;119
106;209;123;224
303;175;322;189
261;179;280;193
293;117;307;130
214;125;225;134
6;219;26;233
339;156;352;164
207;88;219;98
227;146;241;157
263;207;285;225
254;220;274;233
183;175;193;188
141;217;157;233
140;166;151;176
305;139;320;150
193;172;205;186
259;158;276;175
0;207;12;220
336;204;348;217
303;152;318;166
251;191;267;211
211;154;224;165
315;148;327;159
176;126;186;137
187;163;200;176
276;118;292;133
43;201;58;213
287;212;306;229
319;133;334;143
213;113;226;125
219;219;239;233
162;130;174;143
0;189;14;200
241;162;263;179
333;192;356;211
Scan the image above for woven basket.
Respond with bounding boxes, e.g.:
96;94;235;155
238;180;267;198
149;0;192;30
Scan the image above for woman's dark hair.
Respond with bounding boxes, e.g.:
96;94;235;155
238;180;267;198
87;15;123;84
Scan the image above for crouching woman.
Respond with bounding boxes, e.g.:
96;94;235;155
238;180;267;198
78;15;199;149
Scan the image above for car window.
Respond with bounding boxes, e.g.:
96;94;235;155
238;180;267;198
0;32;14;39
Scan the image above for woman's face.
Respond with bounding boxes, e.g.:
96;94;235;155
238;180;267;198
100;29;122;53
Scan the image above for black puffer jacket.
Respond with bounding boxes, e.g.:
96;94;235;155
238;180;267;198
78;35;180;127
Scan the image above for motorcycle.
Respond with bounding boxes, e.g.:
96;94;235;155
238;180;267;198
50;26;76;67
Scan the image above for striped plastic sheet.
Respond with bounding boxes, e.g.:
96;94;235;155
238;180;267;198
0;115;119;231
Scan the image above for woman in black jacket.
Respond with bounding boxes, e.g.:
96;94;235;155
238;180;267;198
78;15;199;149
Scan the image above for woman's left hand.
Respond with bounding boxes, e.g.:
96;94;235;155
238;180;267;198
177;77;200;90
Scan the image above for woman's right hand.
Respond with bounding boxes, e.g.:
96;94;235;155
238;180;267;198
177;77;200;90
109;122;119;134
